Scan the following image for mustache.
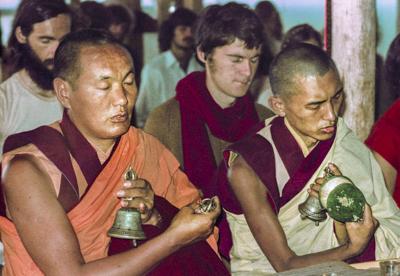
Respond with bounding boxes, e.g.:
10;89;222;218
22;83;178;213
183;37;194;43
42;59;54;68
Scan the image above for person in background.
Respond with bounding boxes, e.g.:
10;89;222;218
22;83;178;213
79;1;111;31
107;4;132;43
366;98;400;207
253;23;322;109
144;3;274;264
376;33;400;118
250;1;282;106
0;28;229;275
254;0;283;57
217;43;400;274
135;8;202;128
0;0;72;154
281;23;322;50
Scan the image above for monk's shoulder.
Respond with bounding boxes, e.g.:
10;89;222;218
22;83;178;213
227;134;273;167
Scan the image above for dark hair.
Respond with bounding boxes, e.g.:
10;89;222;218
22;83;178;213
281;24;322;51
79;1;111;30
107;4;132;26
254;1;283;41
269;43;338;97
5;0;71;76
195;2;263;58
384;33;400;100
53;29;124;85
158;8;197;52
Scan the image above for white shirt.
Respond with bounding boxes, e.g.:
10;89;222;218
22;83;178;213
0;70;63;154
135;50;203;128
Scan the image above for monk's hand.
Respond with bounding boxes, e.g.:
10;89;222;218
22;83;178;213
166;196;221;246
308;163;343;198
344;204;378;256
117;178;155;223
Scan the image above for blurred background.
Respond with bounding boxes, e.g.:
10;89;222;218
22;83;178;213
0;0;396;65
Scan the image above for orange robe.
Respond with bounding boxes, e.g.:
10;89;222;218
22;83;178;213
0;123;215;275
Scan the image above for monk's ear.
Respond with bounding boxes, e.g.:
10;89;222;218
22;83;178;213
268;95;286;117
196;47;207;64
53;77;72;109
15;27;27;44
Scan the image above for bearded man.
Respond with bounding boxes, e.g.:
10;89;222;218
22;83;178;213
0;0;72;153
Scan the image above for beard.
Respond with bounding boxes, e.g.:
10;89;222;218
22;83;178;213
173;37;195;51
22;45;54;91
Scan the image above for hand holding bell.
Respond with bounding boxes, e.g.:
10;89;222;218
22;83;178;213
299;163;366;226
108;166;147;247
298;166;333;226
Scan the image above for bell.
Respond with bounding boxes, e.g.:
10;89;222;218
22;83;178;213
108;166;146;245
298;195;327;226
108;207;146;240
298;166;333;226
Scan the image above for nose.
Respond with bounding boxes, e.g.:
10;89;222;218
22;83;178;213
49;41;60;59
183;27;193;39
324;102;337;122
113;85;128;107
239;60;252;78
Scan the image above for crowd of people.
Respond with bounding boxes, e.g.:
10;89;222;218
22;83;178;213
0;0;399;275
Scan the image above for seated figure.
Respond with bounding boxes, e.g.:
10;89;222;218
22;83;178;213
217;43;400;274
0;29;229;275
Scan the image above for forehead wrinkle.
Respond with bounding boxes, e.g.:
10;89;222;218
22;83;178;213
80;45;132;78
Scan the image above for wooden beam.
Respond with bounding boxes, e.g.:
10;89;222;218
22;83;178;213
331;0;376;140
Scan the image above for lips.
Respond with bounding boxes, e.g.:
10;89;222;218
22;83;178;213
235;79;251;86
110;113;128;123
322;126;336;134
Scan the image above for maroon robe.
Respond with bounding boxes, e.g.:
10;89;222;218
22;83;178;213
217;116;375;263
1;111;229;276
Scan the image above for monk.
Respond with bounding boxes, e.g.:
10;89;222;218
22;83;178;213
366;99;400;207
217;43;400;274
0;29;229;275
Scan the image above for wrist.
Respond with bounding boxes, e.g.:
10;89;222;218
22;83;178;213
162;227;185;252
343;241;362;259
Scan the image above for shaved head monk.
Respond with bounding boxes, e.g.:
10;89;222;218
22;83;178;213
217;43;400;274
0;29;229;275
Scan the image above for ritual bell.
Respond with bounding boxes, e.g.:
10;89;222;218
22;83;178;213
108;166;146;245
298;167;333;226
298;195;327;226
108;207;146;240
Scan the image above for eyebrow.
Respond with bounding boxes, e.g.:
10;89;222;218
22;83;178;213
306;87;344;106
125;69;135;77
226;54;260;59
98;69;135;80
38;36;55;40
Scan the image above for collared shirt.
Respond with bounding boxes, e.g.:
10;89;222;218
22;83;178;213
135;50;203;128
